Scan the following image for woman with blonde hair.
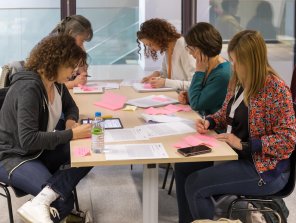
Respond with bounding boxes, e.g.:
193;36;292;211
174;30;296;222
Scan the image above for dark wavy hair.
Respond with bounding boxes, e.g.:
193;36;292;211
25;35;87;81
185;22;222;57
51;15;93;41
137;18;181;61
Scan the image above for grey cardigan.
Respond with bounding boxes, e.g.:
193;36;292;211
0;71;78;176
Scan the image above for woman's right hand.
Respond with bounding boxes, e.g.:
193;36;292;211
178;91;188;104
196;118;210;134
72;124;92;139
141;71;160;83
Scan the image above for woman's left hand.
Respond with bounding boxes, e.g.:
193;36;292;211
215;133;242;150
149;77;165;88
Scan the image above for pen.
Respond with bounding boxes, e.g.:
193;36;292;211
182;80;185;91
87;118;90;124
86;75;92;77
201;111;206;129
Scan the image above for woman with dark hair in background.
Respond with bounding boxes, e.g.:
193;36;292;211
178;22;231;116
51;15;93;89
137;18;195;90
246;1;277;40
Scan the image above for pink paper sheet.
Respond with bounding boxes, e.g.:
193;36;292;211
74;147;91;157
143;83;153;89
94;92;127;110
174;133;219;148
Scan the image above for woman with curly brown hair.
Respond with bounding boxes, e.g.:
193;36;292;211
137;18;195;90
0;35;92;222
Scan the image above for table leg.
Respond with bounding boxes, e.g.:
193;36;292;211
143;164;158;223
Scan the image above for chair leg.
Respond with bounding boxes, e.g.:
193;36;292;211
162;163;171;189
168;171;175;195
73;187;80;212
1;186;14;223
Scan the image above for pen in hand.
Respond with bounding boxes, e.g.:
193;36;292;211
201;111;206;129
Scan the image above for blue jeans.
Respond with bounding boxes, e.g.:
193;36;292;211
174;160;290;223
0;143;92;222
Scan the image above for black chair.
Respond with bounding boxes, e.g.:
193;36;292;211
162;163;175;195
227;145;296;223
0;182;80;223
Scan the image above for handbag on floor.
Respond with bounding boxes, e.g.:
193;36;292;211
192;218;242;223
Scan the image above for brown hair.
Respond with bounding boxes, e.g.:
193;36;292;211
25;35;87;81
185;22;222;57
137;18;181;60
51;15;93;41
228;30;278;104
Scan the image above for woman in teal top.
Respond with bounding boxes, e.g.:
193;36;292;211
179;22;231;115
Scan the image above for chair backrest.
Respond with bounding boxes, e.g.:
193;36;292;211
0;61;25;110
273;148;296;197
290;66;296;111
0;61;25;88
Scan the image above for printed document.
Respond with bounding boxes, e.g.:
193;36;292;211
105;143;168;160
136;122;196;138
105;128;149;142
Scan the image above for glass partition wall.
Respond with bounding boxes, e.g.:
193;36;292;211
195;0;295;84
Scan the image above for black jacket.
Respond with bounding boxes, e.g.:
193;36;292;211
0;71;78;176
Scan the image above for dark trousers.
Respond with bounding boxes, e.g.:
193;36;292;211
0;143;92;222
174;160;290;223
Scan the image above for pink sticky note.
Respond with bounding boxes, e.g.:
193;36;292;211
164;104;182;112
173;141;192;148
81;86;97;91
143;83;153;89
176;104;192;112
74;147;91;157
193;134;218;147
144;107;159;115
94;92;127;110
184;135;203;146
152;96;170;102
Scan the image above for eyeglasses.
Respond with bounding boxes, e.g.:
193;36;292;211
185;45;195;51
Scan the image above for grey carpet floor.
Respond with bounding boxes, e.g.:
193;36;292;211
1;164;296;223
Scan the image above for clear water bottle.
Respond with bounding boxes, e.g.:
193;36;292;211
91;112;105;153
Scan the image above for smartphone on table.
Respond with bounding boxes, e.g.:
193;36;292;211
177;145;212;157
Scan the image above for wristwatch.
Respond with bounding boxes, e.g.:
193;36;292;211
240;141;249;150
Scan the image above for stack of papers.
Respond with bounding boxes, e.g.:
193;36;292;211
126;95;178;108
73;84;103;94
132;83;175;92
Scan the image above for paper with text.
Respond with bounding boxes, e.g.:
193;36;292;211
136;122;196;138
105;143;168;160
105;128;149;142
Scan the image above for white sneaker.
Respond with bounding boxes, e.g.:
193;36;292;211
17;200;56;223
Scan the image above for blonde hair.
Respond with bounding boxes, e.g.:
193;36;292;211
228;30;278;105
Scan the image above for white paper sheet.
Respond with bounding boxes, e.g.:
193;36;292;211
105;128;149;142
105;143;168;160
126;95;178;108
141;113;189;123
136;122;196;138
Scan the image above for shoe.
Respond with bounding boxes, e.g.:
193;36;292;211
17;200;56;223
